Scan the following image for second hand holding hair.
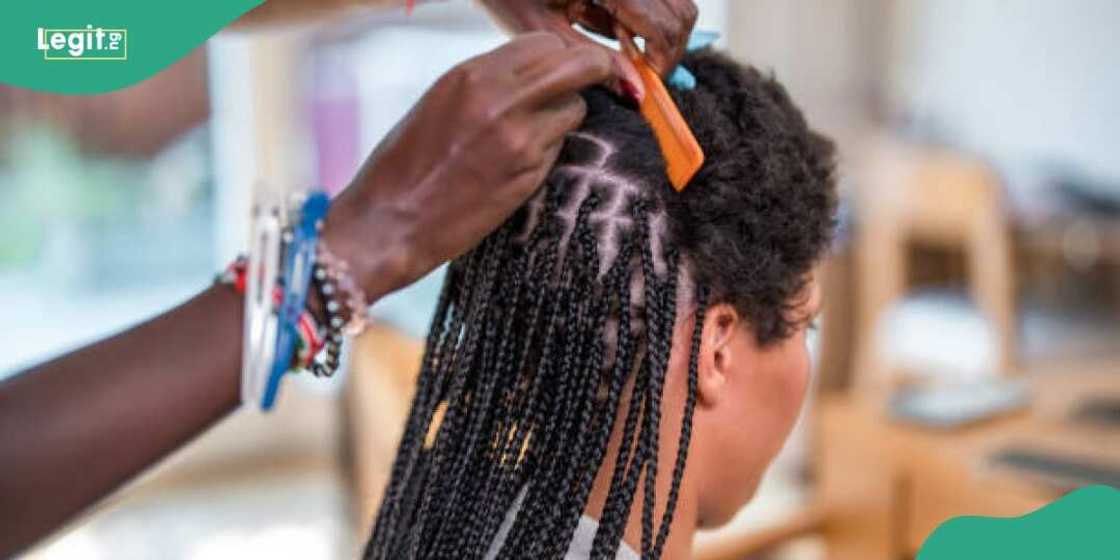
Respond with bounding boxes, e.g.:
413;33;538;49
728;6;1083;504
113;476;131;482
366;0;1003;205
319;32;612;306
480;0;700;101
241;33;617;409
0;20;701;557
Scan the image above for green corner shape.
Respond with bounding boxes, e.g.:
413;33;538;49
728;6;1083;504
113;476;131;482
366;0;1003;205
917;485;1120;559
3;0;265;94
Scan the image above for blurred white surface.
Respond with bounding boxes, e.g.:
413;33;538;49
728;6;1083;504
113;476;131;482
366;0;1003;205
29;471;351;560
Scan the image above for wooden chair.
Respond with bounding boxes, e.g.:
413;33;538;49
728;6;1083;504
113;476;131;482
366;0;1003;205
852;137;1017;390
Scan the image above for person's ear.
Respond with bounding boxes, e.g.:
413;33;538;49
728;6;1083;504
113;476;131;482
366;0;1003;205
696;303;743;408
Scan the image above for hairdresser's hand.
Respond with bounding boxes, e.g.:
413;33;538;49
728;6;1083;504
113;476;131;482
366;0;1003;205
322;33;611;301
480;0;699;98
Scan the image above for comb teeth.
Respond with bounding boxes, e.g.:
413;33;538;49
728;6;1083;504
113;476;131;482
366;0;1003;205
623;39;705;191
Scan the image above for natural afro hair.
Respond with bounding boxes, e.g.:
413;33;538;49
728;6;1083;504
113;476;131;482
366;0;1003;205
574;49;838;344
670;50;837;343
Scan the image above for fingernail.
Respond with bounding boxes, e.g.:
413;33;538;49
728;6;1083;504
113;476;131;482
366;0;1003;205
621;79;642;104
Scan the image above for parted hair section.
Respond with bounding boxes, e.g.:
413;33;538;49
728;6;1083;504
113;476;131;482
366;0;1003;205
364;50;837;560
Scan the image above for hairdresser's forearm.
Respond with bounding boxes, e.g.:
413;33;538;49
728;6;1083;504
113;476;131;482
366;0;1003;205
0;33;613;555
0;285;242;556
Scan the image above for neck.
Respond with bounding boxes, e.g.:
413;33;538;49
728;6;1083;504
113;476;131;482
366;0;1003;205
619;487;699;560
584;456;700;559
583;414;700;559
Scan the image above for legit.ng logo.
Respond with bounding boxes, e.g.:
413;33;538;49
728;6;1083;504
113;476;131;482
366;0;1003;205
36;25;127;61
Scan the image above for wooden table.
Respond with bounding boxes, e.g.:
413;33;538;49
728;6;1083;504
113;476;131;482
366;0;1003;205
817;362;1120;559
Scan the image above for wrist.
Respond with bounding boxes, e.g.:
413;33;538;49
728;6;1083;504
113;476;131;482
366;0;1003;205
321;195;412;304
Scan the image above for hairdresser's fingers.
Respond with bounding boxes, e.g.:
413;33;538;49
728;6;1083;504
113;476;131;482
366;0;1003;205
481;0;643;102
495;94;584;179
508;138;567;201
551;8;646;101
567;2;617;38
555;7;645;102
651;0;698;75
537;140;566;180
516;44;612;108
615;25;640;60
608;0;696;76
616;1;679;77
573;39;644;103
532;94;588;149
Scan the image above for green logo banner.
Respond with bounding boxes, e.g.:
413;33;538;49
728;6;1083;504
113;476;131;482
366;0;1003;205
2;0;264;94
918;485;1120;559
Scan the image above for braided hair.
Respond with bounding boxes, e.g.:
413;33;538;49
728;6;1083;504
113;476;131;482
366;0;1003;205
364;50;837;560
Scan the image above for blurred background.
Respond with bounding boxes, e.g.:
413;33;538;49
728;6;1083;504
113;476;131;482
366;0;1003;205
1;1;1117;558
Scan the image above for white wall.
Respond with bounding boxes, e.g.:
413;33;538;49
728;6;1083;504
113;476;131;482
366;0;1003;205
723;0;889;145
890;0;1120;188
694;0;730;41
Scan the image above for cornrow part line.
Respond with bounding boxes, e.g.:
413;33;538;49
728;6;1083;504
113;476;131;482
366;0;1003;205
565;130;617;168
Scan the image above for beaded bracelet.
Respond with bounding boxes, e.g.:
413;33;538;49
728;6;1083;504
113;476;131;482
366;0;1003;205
304;240;371;377
219;250;360;381
314;241;369;336
217;256;326;372
309;261;346;377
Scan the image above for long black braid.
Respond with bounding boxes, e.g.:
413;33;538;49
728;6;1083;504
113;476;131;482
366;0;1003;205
365;48;839;560
365;130;706;559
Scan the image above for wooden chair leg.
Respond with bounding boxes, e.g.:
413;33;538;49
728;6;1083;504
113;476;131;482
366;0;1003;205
968;209;1017;374
853;220;907;391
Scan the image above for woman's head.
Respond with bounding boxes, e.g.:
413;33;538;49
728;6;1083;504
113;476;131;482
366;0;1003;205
366;50;836;559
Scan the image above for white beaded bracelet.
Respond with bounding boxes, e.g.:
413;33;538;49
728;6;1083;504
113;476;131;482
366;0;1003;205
315;241;369;336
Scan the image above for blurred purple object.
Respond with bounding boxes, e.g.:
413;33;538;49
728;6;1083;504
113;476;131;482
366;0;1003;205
311;52;360;197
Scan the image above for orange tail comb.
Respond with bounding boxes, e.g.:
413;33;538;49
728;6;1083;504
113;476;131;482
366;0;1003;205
620;35;705;191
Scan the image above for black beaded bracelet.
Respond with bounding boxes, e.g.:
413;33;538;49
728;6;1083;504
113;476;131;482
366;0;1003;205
310;262;346;378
